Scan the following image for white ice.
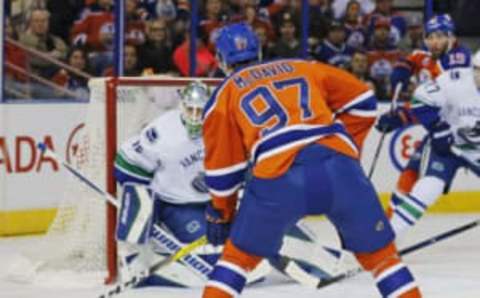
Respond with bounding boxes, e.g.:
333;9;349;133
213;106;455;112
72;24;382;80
0;214;479;298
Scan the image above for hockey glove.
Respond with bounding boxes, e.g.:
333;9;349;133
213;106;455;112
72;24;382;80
205;203;232;246
375;107;412;133
390;64;411;94
431;121;454;155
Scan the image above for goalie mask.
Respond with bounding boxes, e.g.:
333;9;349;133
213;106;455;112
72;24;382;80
178;81;210;139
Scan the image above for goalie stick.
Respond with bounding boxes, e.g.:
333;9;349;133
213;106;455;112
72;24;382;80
36;144;212;289
99;236;208;298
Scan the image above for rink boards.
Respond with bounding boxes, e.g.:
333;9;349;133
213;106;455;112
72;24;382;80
0;102;479;235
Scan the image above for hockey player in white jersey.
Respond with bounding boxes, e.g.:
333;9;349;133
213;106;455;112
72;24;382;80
113;80;338;288
113;81;217;287
376;50;480;238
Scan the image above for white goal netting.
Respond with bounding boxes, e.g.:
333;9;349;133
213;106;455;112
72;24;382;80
5;76;216;285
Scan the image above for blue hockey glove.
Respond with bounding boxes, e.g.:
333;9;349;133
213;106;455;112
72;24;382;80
431;121;454;155
390;65;410;94
375;107;412;133
205;203;232;246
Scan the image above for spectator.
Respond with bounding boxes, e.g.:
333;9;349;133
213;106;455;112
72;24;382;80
307;0;332;49
200;0;227;37
124;43;144;76
398;15;424;52
139;18;173;74
231;3;275;42
332;0;374;19
169;2;192;49
47;0;85;44
257;0;288;19
134;0;176;20
310;0;334;19
226;0;287;19
253;24;274;60
272;12;301;58
52;47;91;99
366;17;403;99
125;0;147;46
72;0;114;52
173;32;217;77
156;0;178;22
19;8;68;79
225;0;244;15
363;0;407;46
8;0;47;33
342;0;367;49
200;0;228;51
313;20;354;69
5;16;30;99
348;50;376;90
71;0;114;75
103;43;144;76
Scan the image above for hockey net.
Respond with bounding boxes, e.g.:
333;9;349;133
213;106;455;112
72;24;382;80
6;76;220;285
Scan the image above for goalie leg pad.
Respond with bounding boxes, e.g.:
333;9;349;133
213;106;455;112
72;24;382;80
154;200;207;243
120;246;207;288
117;183;154;244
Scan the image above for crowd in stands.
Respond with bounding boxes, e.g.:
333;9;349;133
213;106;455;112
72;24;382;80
3;0;439;100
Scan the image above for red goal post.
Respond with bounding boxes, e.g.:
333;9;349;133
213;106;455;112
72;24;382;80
97;76;221;282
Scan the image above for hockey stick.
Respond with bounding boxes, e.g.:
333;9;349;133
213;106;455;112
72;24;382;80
99;236;208;298
451;146;480;174
38;143;345;290
314;217;480;289
37;144;209;288
368;83;403;179
37;143;120;208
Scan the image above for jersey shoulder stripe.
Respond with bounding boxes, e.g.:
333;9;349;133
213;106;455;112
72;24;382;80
335;89;376;114
205;162;248;197
251;123;354;163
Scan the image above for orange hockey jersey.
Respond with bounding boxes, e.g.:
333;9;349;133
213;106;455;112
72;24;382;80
203;59;376;201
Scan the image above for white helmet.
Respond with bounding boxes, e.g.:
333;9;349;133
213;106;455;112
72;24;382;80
178;81;210;139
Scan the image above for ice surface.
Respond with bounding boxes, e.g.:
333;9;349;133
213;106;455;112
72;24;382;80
1;215;479;298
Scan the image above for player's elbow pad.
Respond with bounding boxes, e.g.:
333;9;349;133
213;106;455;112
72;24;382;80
411;105;441;129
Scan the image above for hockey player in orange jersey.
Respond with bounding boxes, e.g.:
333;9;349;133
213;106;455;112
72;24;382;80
202;22;422;298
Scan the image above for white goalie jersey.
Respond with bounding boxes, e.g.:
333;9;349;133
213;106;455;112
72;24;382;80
116;109;209;204
413;67;480;164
